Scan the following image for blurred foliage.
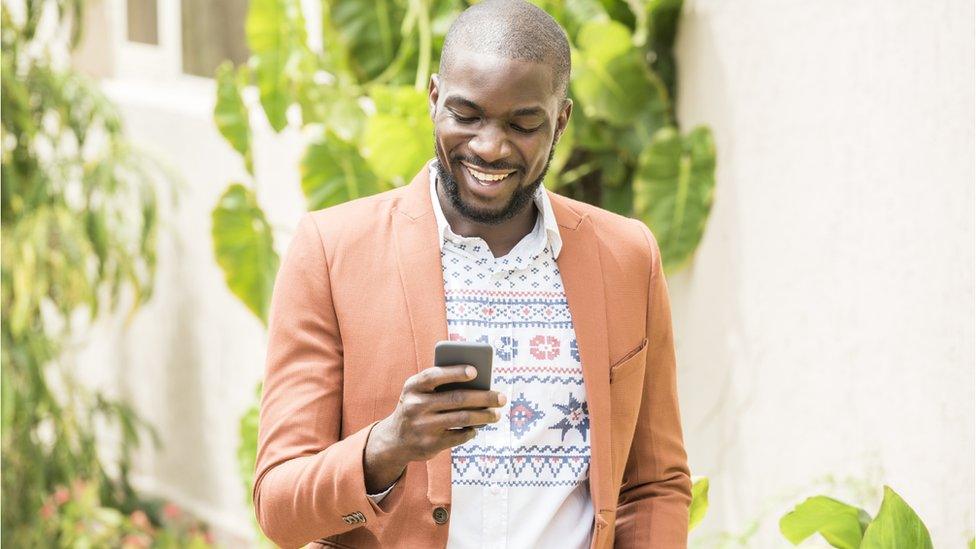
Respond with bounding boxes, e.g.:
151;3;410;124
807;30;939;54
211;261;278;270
37;478;213;549
210;0;716;541
689;476;709;531
0;1;207;546
780;486;933;549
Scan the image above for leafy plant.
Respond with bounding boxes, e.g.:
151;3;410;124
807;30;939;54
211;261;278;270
0;0;179;545
780;486;933;549
37;478;214;549
210;0;717;539
689;476;710;531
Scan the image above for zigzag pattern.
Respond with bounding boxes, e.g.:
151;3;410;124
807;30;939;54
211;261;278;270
451;454;590;480
492;375;583;385
453;478;588;488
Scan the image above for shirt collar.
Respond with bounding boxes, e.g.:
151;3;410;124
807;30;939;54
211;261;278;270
428;160;563;259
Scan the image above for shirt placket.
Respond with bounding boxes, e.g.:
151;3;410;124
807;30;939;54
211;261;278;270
483;252;510;549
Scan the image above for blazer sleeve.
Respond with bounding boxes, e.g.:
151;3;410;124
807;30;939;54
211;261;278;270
614;222;693;548
252;214;385;549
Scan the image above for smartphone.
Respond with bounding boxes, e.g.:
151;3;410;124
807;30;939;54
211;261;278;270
433;341;493;393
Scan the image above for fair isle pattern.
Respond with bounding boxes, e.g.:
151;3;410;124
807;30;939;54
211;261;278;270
442;242;591;491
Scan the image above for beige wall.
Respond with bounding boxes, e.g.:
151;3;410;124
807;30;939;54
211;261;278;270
671;1;974;546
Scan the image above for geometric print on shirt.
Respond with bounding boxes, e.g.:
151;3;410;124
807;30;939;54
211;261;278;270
444;242;590;489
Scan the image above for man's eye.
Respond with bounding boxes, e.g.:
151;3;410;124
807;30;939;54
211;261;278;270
451;113;479;124
512;124;542;134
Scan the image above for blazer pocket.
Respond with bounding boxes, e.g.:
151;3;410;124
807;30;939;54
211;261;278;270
609;338;648;383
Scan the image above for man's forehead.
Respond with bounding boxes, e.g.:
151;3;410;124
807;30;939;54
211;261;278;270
439;49;559;110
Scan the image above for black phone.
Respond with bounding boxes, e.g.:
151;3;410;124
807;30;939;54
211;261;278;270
433;341;493;393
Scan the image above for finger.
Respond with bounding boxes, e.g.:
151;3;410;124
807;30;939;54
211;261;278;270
414;365;476;392
429;389;507;412
434;408;502;430
440;426;478;448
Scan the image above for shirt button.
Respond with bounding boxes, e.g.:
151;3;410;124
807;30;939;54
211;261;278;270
489;484;501;495
432;506;450;524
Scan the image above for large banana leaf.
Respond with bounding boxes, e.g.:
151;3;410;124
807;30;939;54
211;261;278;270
361;86;433;186
780;495;872;549
689;476;710;531
301;130;385;210
211;184;279;324
245;0;306;131
860;487;933;549
570;20;667;128
633;125;715;273
214;62;253;174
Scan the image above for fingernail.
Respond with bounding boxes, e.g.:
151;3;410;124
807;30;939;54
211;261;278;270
466;366;476;379
498;393;507;406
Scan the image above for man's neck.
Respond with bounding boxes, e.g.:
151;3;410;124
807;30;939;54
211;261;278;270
435;177;538;258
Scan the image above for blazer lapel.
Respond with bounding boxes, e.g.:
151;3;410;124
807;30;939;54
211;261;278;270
549;192;613;518
392;161;452;505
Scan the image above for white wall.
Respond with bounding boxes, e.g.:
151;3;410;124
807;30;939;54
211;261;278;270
672;1;974;546
72;1;974;547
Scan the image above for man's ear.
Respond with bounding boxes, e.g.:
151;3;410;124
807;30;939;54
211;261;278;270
428;74;441;121
554;97;573;143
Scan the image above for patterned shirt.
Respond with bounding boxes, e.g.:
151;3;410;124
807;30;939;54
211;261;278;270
431;167;594;549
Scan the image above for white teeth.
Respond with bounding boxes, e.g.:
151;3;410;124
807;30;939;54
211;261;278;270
465;165;513;183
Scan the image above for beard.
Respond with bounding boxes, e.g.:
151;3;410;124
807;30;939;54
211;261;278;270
433;137;556;226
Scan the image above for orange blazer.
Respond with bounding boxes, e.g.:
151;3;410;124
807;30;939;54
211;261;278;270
254;161;691;549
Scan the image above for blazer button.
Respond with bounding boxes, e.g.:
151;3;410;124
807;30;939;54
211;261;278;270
432;506;450;524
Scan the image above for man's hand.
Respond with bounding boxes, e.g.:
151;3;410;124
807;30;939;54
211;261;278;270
363;365;507;493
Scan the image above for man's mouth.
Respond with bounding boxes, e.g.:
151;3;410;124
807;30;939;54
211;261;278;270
461;161;517;184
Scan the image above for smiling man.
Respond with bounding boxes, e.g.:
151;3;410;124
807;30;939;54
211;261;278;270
252;1;691;548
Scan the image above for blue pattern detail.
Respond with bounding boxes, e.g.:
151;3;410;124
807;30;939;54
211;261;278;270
549;393;590;442
508;393;545;439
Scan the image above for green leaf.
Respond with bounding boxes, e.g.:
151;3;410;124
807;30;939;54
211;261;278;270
211;183;279;324
330;0;409;84
570;20;668;127
633;125;715;273
646;0;683;102
361;86;433;186
214;62;253;174
238;382;261;500
302;131;384;210
860;486;933;549
246;0;306;131
780;495;871;549
689;477;709;531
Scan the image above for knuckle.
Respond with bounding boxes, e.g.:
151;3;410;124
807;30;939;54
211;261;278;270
450;390;465;406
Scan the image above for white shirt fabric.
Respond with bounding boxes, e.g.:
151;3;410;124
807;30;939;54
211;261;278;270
367;166;595;548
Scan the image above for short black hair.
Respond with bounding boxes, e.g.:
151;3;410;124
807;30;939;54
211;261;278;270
439;0;571;97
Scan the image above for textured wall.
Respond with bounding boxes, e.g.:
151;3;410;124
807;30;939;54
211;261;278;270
670;1;974;546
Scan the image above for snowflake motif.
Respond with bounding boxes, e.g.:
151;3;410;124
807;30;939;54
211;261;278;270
508;393;545;438
529;335;560;360
549;393;589;442
570;339;580;362
494;336;518;361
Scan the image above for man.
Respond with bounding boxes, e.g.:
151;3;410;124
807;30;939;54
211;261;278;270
252;1;691;547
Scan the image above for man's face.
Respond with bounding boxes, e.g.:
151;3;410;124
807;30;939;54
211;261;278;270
429;48;572;224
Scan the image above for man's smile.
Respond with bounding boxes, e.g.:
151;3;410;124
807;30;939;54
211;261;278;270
461;161;517;184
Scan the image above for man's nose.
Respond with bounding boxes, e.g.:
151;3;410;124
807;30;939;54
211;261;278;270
468;124;513;165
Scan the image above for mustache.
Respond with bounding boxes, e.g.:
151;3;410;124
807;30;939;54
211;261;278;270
451;155;521;172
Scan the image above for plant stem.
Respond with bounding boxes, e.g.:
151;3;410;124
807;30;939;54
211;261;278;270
413;0;431;90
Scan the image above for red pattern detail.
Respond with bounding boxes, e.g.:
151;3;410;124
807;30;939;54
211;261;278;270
529;335;561;360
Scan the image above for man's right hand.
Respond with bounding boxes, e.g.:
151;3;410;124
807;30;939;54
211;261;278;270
363;365;507;494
